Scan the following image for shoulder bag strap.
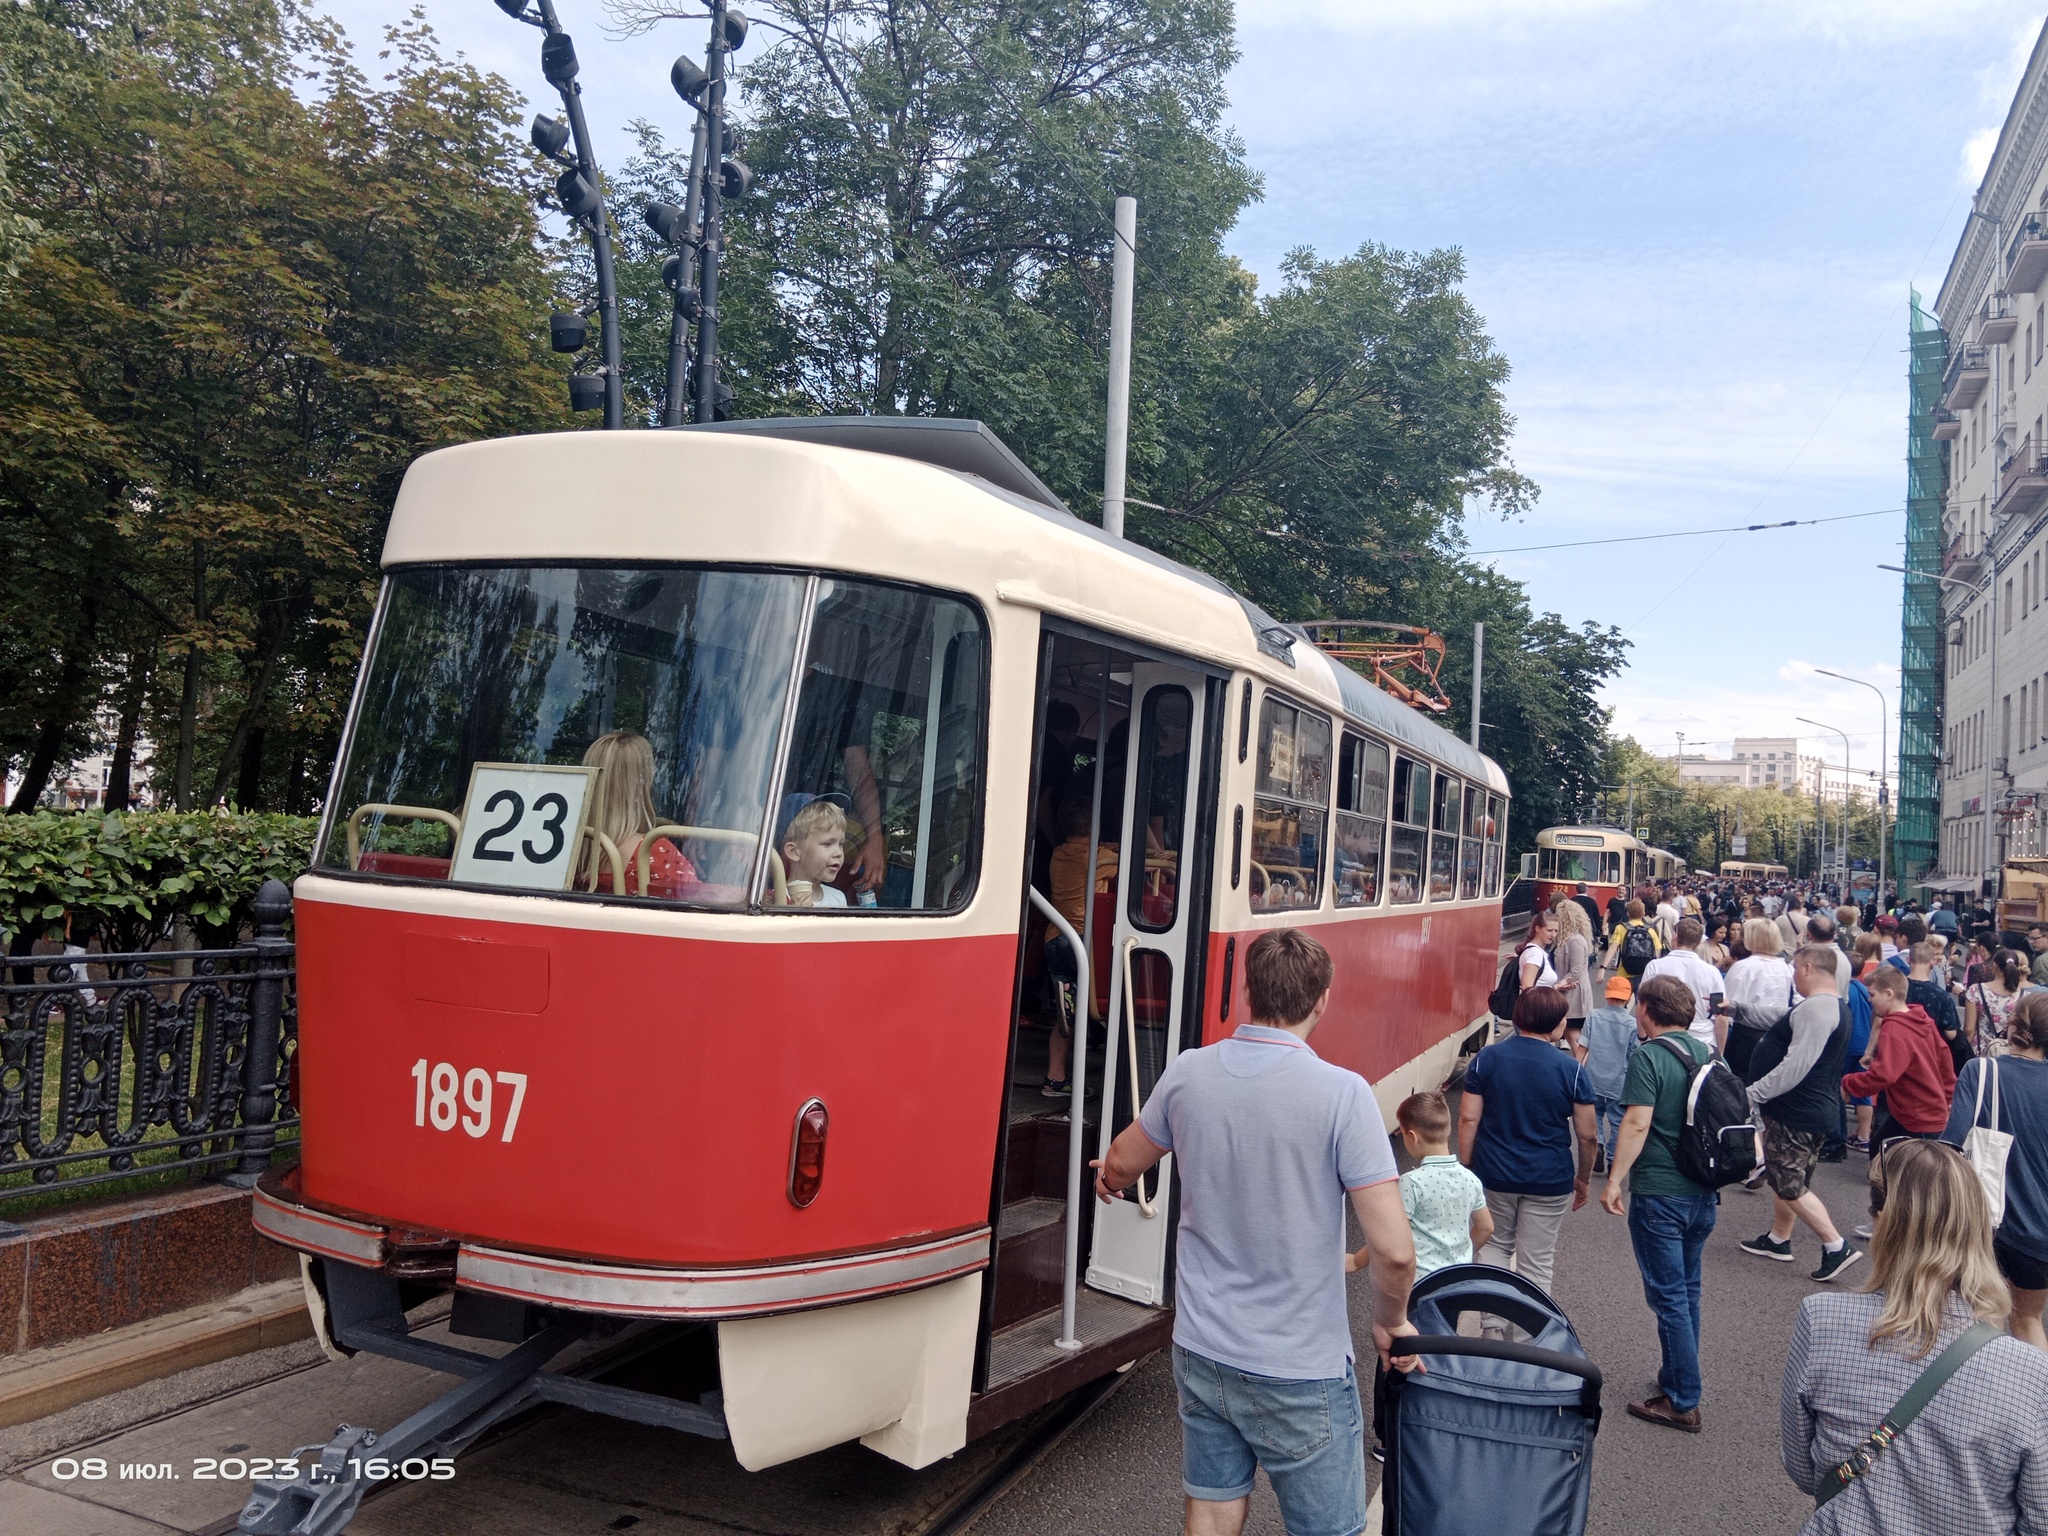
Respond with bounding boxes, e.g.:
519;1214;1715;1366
1815;1322;2002;1507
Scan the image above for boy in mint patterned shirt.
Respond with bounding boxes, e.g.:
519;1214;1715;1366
1348;1091;1492;1278
1349;1090;1492;1460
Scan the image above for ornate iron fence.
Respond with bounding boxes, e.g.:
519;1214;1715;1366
0;879;296;1204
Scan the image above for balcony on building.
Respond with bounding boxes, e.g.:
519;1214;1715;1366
1948;531;1990;585
1933;409;1963;441
1977;294;2021;346
1997;439;2048;522
1944;344;1991;411
2006;215;2048;298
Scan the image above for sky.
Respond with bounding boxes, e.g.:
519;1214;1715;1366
319;0;2048;784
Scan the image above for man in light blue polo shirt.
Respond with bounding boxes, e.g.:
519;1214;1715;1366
1094;928;1418;1536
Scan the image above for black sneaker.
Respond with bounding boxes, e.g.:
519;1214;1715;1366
1812;1246;1863;1283
1040;1077;1071;1099
1740;1232;1794;1262
1369;1443;1385;1465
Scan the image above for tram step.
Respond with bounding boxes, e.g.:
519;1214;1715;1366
1002;1113;1099;1205
991;1198;1068;1332
970;1289;1173;1440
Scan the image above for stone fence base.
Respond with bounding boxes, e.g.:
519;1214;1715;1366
0;1183;298;1356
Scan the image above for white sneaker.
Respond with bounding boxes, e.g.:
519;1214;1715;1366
1854;1223;1873;1240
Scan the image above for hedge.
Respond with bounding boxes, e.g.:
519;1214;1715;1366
0;811;318;953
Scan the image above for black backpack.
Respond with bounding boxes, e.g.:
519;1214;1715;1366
1488;953;1522;1020
1618;922;1657;976
1651;1034;1759;1188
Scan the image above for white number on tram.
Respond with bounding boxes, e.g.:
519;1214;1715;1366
411;1060;527;1142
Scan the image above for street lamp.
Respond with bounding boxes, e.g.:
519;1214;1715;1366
495;0;624;429
1815;667;1890;909
648;3;751;425
1880;561;2001;898
1797;717;1851;889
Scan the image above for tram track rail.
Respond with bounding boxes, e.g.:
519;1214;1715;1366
8;1298;1136;1536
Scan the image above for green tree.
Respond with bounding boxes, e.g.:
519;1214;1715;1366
610;0;1616;819
0;0;568;812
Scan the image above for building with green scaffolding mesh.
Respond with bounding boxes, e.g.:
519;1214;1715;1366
1897;290;1944;892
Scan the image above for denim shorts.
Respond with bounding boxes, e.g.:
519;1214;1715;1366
1172;1344;1367;1536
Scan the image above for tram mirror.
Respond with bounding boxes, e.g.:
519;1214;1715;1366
449;764;599;893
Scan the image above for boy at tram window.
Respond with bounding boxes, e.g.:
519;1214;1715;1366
781;797;850;907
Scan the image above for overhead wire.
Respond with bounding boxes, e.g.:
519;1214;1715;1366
1468;507;1898;556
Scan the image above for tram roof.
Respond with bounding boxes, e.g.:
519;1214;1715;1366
384;423;1508;793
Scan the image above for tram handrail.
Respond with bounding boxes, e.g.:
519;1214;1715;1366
581;827;624;895
640;824;789;904
1119;935;1159;1218
1026;886;1089;1353
346;804;462;870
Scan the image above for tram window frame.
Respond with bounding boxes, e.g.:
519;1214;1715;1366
1388;755;1428;905
1333;731;1388;908
1128;684;1194;934
1249;693;1331;914
1483;793;1506;897
1428;772;1462;902
315;563;991;919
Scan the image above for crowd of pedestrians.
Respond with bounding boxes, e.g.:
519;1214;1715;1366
1093;873;2048;1535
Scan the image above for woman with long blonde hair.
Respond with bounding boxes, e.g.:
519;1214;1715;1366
1782;1140;2048;1532
1548;893;1595;1052
581;731;694;898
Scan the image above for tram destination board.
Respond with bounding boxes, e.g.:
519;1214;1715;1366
447;762;598;891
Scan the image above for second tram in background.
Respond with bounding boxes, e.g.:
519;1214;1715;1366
1529;824;1685;917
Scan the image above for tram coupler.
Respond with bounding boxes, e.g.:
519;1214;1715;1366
238;1260;726;1536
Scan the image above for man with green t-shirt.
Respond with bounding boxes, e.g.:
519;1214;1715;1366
1600;973;1715;1433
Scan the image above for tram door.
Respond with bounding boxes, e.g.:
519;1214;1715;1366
1087;663;1207;1307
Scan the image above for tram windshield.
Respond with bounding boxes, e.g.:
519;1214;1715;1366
321;566;986;912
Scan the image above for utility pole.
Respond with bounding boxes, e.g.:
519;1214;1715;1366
1101;196;1137;538
1470;622;1484;750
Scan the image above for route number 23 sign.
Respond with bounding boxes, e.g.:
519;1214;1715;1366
449;763;598;892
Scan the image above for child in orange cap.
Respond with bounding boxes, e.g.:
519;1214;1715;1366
1583;973;1638;1173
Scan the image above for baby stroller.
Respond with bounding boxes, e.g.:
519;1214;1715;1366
1379;1264;1602;1536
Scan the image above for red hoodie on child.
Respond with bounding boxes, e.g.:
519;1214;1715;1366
1840;1003;1957;1133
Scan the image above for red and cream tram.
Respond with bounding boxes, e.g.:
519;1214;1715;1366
1531;824;1641;916
245;418;1509;1512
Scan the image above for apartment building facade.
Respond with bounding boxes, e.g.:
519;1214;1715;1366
1934;21;2048;890
1672;737;1873;802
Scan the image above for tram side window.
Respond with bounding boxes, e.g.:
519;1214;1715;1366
782;580;986;912
1334;732;1388;908
1457;780;1482;900
1250;695;1330;912
1483;793;1506;896
1388;755;1428;905
1428;774;1461;902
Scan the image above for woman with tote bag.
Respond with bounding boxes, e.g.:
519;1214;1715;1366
1781;1141;2048;1533
1943;992;2048;1351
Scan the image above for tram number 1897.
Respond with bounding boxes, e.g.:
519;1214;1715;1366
411;1060;528;1142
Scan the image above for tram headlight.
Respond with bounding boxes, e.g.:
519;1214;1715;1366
787;1098;829;1208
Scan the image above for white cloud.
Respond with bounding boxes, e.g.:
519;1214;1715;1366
1963;125;2002;186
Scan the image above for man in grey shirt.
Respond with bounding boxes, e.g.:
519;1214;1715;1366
1740;946;1859;1282
1096;928;1417;1536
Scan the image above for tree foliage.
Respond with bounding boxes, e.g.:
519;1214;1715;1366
608;0;1613;840
0;0;567;813
1595;737;1888;878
